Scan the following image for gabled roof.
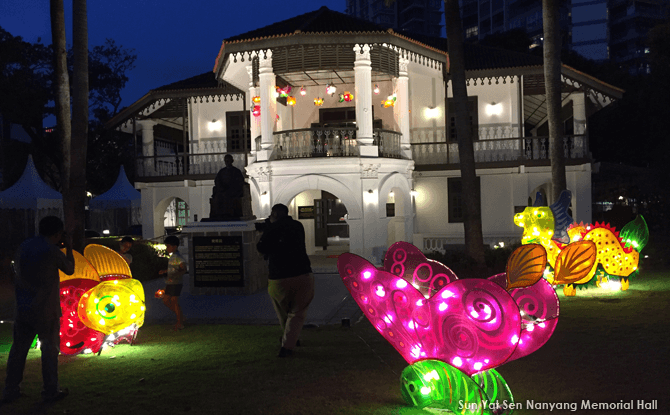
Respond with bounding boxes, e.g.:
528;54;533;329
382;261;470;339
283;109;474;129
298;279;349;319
105;72;244;130
153;72;219;91
225;6;389;43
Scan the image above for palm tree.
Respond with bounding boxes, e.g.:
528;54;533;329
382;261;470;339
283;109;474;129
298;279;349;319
50;0;71;207
543;0;567;201
444;0;485;266
382;0;486;265
70;0;89;251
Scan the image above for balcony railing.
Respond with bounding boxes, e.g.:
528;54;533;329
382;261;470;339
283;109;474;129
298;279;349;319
272;127;403;160
412;135;589;167
135;151;247;179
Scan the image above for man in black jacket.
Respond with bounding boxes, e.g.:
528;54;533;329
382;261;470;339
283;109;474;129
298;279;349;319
257;204;314;357
3;216;74;403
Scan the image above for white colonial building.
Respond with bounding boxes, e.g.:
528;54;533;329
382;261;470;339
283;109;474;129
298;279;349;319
106;7;622;262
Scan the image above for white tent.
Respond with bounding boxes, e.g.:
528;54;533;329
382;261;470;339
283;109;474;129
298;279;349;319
89;166;142;235
0;155;63;251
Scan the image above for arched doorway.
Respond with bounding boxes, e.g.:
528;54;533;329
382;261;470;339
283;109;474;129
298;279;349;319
288;190;350;255
163;197;189;234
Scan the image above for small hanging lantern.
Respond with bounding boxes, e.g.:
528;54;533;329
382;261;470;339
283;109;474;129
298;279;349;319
326;84;337;95
252;105;261;117
343;92;354;102
314;97;324;106
300;86;306;96
287;96;296;106
338;94;345;103
252;96;261;104
374;84;380;94
382;94;397;108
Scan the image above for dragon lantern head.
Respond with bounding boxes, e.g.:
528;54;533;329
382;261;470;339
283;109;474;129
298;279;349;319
514;190;574;245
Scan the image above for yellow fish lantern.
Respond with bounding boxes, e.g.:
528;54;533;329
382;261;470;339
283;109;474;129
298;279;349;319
287;96;296;106
83;244;132;280
60;249;100;283
78;279;146;334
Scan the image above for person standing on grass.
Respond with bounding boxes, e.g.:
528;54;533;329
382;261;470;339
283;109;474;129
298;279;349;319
256;203;314;358
118;236;134;265
3;216;73;404
158;235;186;330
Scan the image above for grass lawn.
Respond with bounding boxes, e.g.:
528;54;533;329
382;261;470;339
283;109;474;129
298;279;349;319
1;270;668;415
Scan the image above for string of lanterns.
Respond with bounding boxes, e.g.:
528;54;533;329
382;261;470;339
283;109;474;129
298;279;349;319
251;83;394;113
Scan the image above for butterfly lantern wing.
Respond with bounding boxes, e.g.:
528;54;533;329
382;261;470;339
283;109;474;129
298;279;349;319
338;252;522;376
383;242;458;297
487;244;559;363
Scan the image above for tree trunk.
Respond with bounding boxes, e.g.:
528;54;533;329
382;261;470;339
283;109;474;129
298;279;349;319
70;0;89;251
444;0;486;266
543;0;567;201
50;0;71;209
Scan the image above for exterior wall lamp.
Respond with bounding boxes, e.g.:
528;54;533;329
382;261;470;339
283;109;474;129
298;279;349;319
486;102;503;116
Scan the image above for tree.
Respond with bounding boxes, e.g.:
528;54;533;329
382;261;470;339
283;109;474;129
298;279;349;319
542;0;567;202
445;0;486;266
89;39;137;123
0;25;136;194
50;0;72;210
68;0;89;251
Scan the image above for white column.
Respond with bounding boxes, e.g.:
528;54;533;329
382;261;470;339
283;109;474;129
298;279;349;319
258;50;276;161
572;92;586;135
397;55;411;159
572;92;587;158
138;120;156;175
354;44;376;156
246;63;260;161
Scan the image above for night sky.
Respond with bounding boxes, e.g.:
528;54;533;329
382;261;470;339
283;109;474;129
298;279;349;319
0;1;347;115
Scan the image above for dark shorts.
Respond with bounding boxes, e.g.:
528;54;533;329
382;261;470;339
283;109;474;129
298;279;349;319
165;284;183;297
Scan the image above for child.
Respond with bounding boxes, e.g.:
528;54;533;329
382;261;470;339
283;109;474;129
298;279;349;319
158;235;187;330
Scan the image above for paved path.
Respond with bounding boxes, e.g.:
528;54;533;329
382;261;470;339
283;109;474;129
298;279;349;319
0;253;362;327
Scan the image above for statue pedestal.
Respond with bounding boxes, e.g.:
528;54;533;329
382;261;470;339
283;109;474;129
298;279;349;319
181;221;267;295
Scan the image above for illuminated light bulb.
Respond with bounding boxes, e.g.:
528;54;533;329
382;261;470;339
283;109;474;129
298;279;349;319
94;298;99;304
511;335;519;345
396;279;408;289
375;286;386;297
473;362;483;371
66;342;71;347
539;322;546;328
373;84;380;94
141;306;146;311
130;314;136;319
452;357;463;367
408;321;415;329
420;386;431;395
527;324;535;332
287;96;296;106
300;87;306;96
441;290;454;299
384;314;393;323
438;302;448;312
416;299;424;306
362;271;372;280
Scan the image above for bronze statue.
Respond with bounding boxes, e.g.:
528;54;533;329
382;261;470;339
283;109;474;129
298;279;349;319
209;154;245;220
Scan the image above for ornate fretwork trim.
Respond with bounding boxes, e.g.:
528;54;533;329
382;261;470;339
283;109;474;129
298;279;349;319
360;163;381;179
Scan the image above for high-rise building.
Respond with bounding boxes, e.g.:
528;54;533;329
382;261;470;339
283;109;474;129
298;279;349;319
460;0;572;48
607;0;670;73
345;0;444;37
571;0;609;61
459;0;670;71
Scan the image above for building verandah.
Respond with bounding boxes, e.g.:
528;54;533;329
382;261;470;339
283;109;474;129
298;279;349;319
212;25;449;260
104;7;624;262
